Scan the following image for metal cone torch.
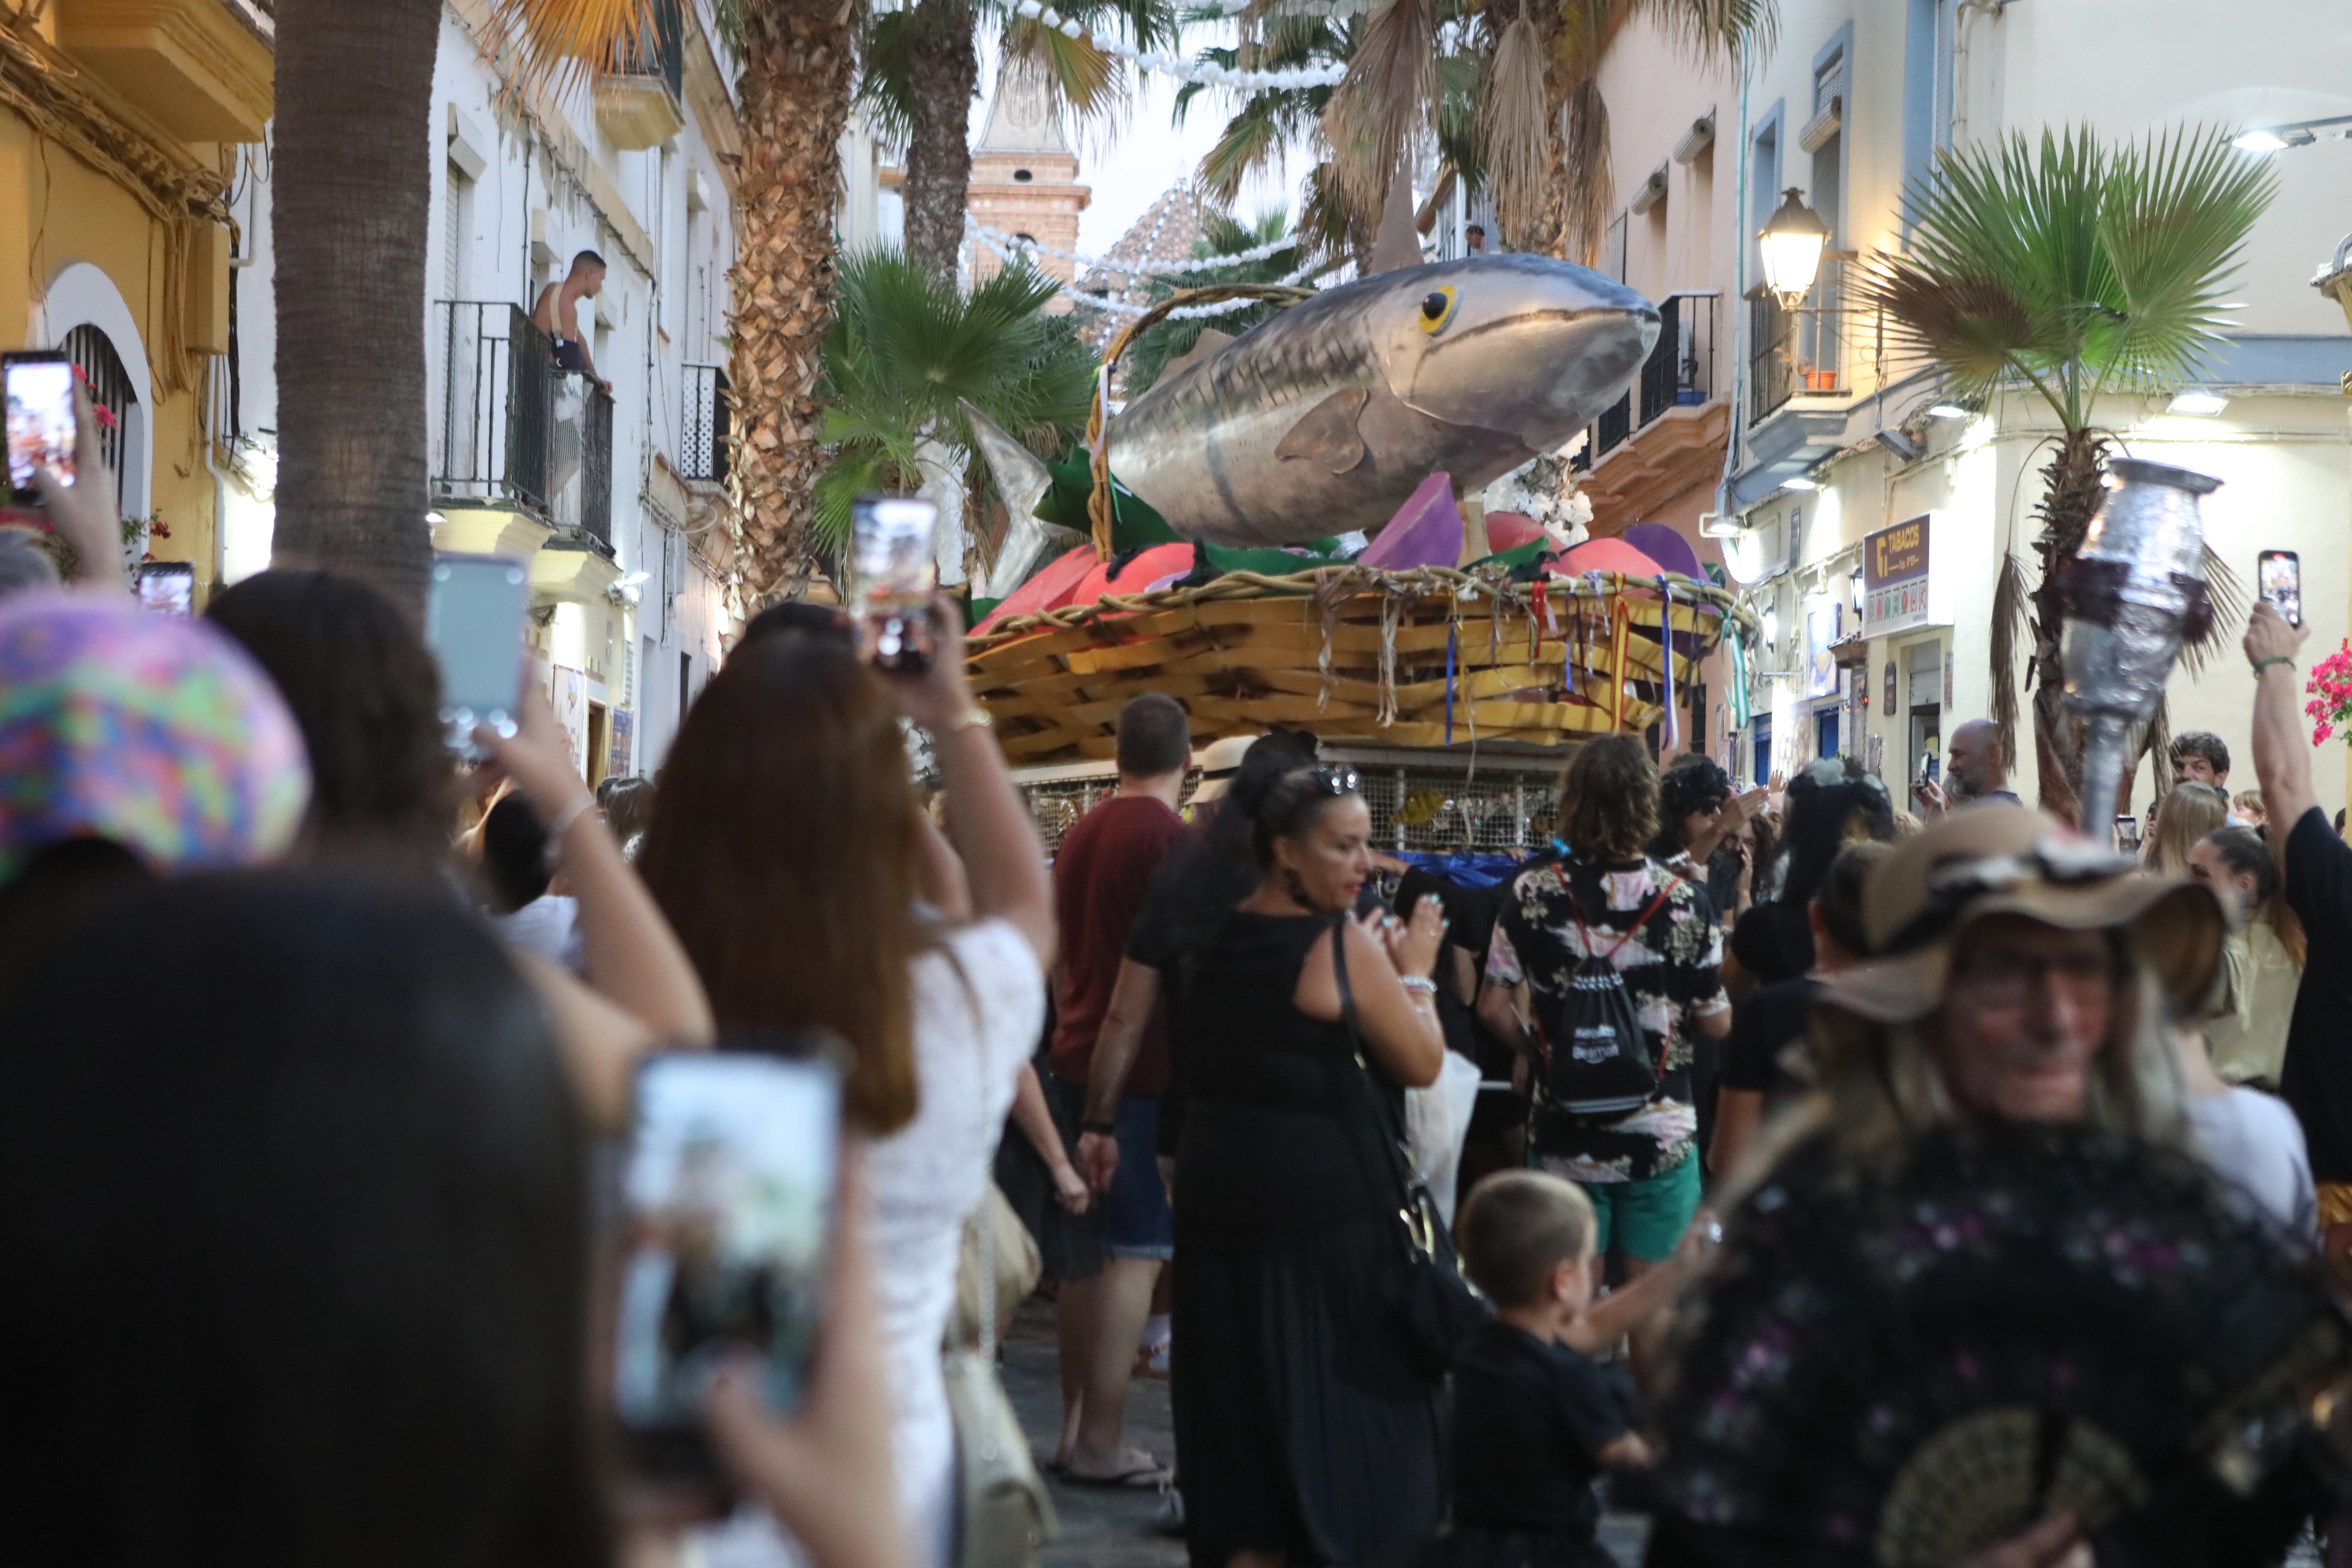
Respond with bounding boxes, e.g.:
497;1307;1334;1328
2059;459;2224;840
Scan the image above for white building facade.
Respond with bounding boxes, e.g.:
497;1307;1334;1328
1706;0;2352;813
223;0;750;782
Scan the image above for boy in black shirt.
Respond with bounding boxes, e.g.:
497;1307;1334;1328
1434;1172;1653;1568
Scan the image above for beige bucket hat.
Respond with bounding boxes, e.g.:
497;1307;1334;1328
1188;733;1259;805
1819;805;2226;1025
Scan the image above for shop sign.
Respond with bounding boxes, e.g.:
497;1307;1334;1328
1863;514;1931;634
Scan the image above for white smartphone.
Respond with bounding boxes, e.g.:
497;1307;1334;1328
425;553;531;756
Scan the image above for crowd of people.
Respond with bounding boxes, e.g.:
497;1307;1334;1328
3;391;2349;1568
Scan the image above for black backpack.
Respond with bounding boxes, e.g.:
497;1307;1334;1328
1538;872;1683;1117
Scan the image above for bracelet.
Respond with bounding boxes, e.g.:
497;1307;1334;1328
2252;655;2295;678
1399;975;1438;996
939;708;994;734
547;795;599;842
1080;1119;1118;1137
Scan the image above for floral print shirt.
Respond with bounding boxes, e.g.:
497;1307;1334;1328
1486;850;1730;1182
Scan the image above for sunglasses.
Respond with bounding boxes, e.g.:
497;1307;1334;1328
1308;764;1361;796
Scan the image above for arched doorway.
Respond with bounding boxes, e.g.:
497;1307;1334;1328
61;324;136;512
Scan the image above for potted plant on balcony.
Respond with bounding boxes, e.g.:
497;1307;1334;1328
1857;124;2272;820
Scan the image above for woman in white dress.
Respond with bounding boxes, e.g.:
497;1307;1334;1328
638;602;1053;1566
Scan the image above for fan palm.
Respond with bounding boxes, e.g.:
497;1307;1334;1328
1320;0;1769;264
811;250;1099;567
861;0;1180;280
1855;124;2276;816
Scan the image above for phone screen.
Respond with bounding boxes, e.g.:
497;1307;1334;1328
425;554;531;753
2258;550;2302;629
850;496;940;673
5;356;75;500
138;562;194;616
2115;815;2142;854
614;1049;843;1479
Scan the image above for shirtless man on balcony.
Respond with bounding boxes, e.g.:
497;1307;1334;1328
532;250;613;396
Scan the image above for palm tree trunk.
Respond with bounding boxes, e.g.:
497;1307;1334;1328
2025;428;2111;819
732;0;869;603
899;0;978;281
269;0;443;618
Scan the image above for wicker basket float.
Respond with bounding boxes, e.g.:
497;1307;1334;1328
966;563;1750;765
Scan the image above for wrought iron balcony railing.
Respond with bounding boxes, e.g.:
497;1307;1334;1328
430;301;612;545
681;364;731;484
1590;290;1721;462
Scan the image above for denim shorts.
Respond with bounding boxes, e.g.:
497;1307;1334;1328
1101;1093;1175;1260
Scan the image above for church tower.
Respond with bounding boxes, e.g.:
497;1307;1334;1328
965;58;1090;307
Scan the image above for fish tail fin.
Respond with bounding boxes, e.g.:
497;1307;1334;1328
962;399;1064;601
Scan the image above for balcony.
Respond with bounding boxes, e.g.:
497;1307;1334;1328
1748;258;1856;424
1592;291;1719;463
430;301;613;549
680;364;731;484
1578;292;1731;529
596;0;684;150
57;0;275;143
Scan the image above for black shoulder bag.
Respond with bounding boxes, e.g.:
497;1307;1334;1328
1329;920;1489;1381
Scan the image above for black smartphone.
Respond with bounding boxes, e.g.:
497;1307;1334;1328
851;495;939;674
4;352;76;503
425;553;532;756
2258;549;2302;629
137;561;194;615
2115;815;2142;855
613;1045;845;1497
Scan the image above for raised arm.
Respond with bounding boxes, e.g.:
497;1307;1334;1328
873;594;1054;965
1296;900;1447;1089
31;379;128;593
2246;602;2316;846
479;685;714;1045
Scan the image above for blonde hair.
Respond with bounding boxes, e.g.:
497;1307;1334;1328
1456;1171;1597;1308
2147;785;2227;875
1723;947;2189;1201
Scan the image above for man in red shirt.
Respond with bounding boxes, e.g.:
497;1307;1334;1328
1048;692;1192;1487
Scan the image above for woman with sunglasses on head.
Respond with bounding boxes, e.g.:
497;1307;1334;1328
1164;762;1450;1568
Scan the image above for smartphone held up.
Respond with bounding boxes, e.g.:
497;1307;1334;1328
5;353;76;503
425;553;531;757
851;495;940;674
2258;549;2302;630
613;1046;845;1497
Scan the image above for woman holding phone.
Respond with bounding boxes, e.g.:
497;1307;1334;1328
637;596;1053;1568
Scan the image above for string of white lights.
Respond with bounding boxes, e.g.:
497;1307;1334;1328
1209;0;1370;17
966;219;1295;277
1007;0;1348;87
968;226;1319;317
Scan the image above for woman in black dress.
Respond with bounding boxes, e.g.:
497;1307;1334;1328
1164;763;1451;1568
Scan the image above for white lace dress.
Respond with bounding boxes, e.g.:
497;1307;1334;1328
698;917;1045;1568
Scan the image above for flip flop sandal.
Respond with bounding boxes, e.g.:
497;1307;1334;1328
1060;1465;1171;1491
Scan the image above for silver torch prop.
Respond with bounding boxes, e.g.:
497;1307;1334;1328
2059;458;2223;839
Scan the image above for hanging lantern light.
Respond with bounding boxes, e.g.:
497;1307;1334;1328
1758;188;1831;310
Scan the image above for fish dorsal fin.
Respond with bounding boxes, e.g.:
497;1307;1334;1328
1159;327;1237;383
1275;387;1371;474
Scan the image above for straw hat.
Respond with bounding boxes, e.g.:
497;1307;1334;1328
1819;805;2224;1025
1188;733;1258;805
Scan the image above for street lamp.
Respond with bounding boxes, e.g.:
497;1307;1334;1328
1759;189;1831;309
2233;115;2352;154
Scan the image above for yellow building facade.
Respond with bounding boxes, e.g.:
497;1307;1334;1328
1;0;269;592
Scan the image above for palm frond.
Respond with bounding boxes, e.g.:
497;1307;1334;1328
1001;18;1128;128
1297;160;1359;269
1989;548;2028;768
1481;16;1552;252
2179;542;2248;675
2096;124;2277;394
1635;0;1779;66
855;7;925;148
1197;99;1291;203
481;0;653;97
1321;0;1438;214
1560;76;1613;264
813;249;1097;554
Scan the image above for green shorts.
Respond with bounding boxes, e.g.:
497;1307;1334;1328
1576;1153;1700;1263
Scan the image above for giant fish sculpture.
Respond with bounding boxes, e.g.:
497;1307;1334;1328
975;254;1659;599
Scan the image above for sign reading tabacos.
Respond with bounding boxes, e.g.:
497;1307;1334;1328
1863;514;1931;634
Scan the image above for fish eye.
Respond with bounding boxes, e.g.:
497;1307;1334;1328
1418;286;1459;335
